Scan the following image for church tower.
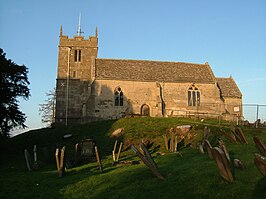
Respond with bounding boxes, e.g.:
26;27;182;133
55;19;98;125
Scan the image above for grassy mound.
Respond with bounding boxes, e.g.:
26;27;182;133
0;117;265;199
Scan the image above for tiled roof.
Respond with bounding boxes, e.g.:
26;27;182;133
216;77;242;98
95;58;216;83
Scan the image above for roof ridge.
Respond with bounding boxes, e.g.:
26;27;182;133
96;57;206;65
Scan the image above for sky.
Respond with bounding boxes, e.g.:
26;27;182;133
0;0;266;135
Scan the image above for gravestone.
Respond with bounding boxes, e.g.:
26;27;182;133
220;129;237;144
203;140;213;159
140;143;158;169
94;146;103;173
235;128;248;144
212;147;234;182
203;126;210;140
55;146;66;177
111;128;124;137
59;146;66;177
254;153;266;177
253;136;266;156
176;125;192;139
24;149;33;171
218;139;230;162
131;145;164;180
79;139;96;163
233;159;245;170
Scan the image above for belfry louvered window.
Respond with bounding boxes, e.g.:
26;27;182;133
188;86;200;106
74;50;81;62
114;87;123;106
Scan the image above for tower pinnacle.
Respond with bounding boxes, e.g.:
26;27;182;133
77;13;84;36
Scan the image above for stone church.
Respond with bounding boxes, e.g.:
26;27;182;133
55;26;242;125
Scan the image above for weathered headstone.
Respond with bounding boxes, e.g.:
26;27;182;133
218;139;230;162
79;139;95;163
203;126;210;140
169;128;175;152
176;125;192;140
116;142;123;162
140;143;158;169
24;149;33;171
203;140;213;159
74;143;80;165
111;128;124;137
220;129;237;144
235;128;248;144
233;159;245;170
212;147;234;182
253;136;266;156
163;134;169;150
55;148;60;172
254;153;266;177
112;140;118;162
94;146;103;173
59;146;66;177
131;145;164;180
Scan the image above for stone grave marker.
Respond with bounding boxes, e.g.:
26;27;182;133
218;139;230;162
235;128;248;144
233;159;245;170
59;146;66;177
220;129;237;144
253;136;266;156
140;143;158;169
24;149;33;171
203;140;213;159
254;153;266;177
55;148;60;172
163;134;169;150
212;147;234;182
131;145;164;180
94;146;103;173
55;146;66;177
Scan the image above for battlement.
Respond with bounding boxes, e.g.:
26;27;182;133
59;35;98;47
59;25;98;47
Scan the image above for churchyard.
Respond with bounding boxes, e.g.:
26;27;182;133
0;117;265;199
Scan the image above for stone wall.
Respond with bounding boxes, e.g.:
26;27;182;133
92;79;226;119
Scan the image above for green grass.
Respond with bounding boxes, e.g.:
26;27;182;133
0;117;265;199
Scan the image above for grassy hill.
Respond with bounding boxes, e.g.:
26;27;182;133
0;117;265;199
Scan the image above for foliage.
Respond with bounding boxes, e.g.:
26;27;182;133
0;48;30;138
0;118;266;198
39;88;56;127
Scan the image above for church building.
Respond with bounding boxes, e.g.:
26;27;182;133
55;25;242;125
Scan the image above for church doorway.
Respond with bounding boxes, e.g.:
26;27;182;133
141;104;150;116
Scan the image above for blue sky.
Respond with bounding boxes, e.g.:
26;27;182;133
0;0;266;135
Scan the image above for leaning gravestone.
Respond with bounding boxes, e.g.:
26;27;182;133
203;140;213;159
140;143;158;169
131;145;164;180
212;147;234;182
24;149;33;171
235;128;248;144
253;136;266;156
218;139;230;162
111;128;124;137
254;153;266;177
176;125;192;139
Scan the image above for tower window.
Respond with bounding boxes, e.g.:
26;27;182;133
114;87;123;106
188;86;200;106
74;50;81;62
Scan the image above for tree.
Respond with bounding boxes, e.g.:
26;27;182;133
0;48;30;138
39;89;56;127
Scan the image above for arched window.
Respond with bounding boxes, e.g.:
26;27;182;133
188;86;200;106
114;87;123;106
